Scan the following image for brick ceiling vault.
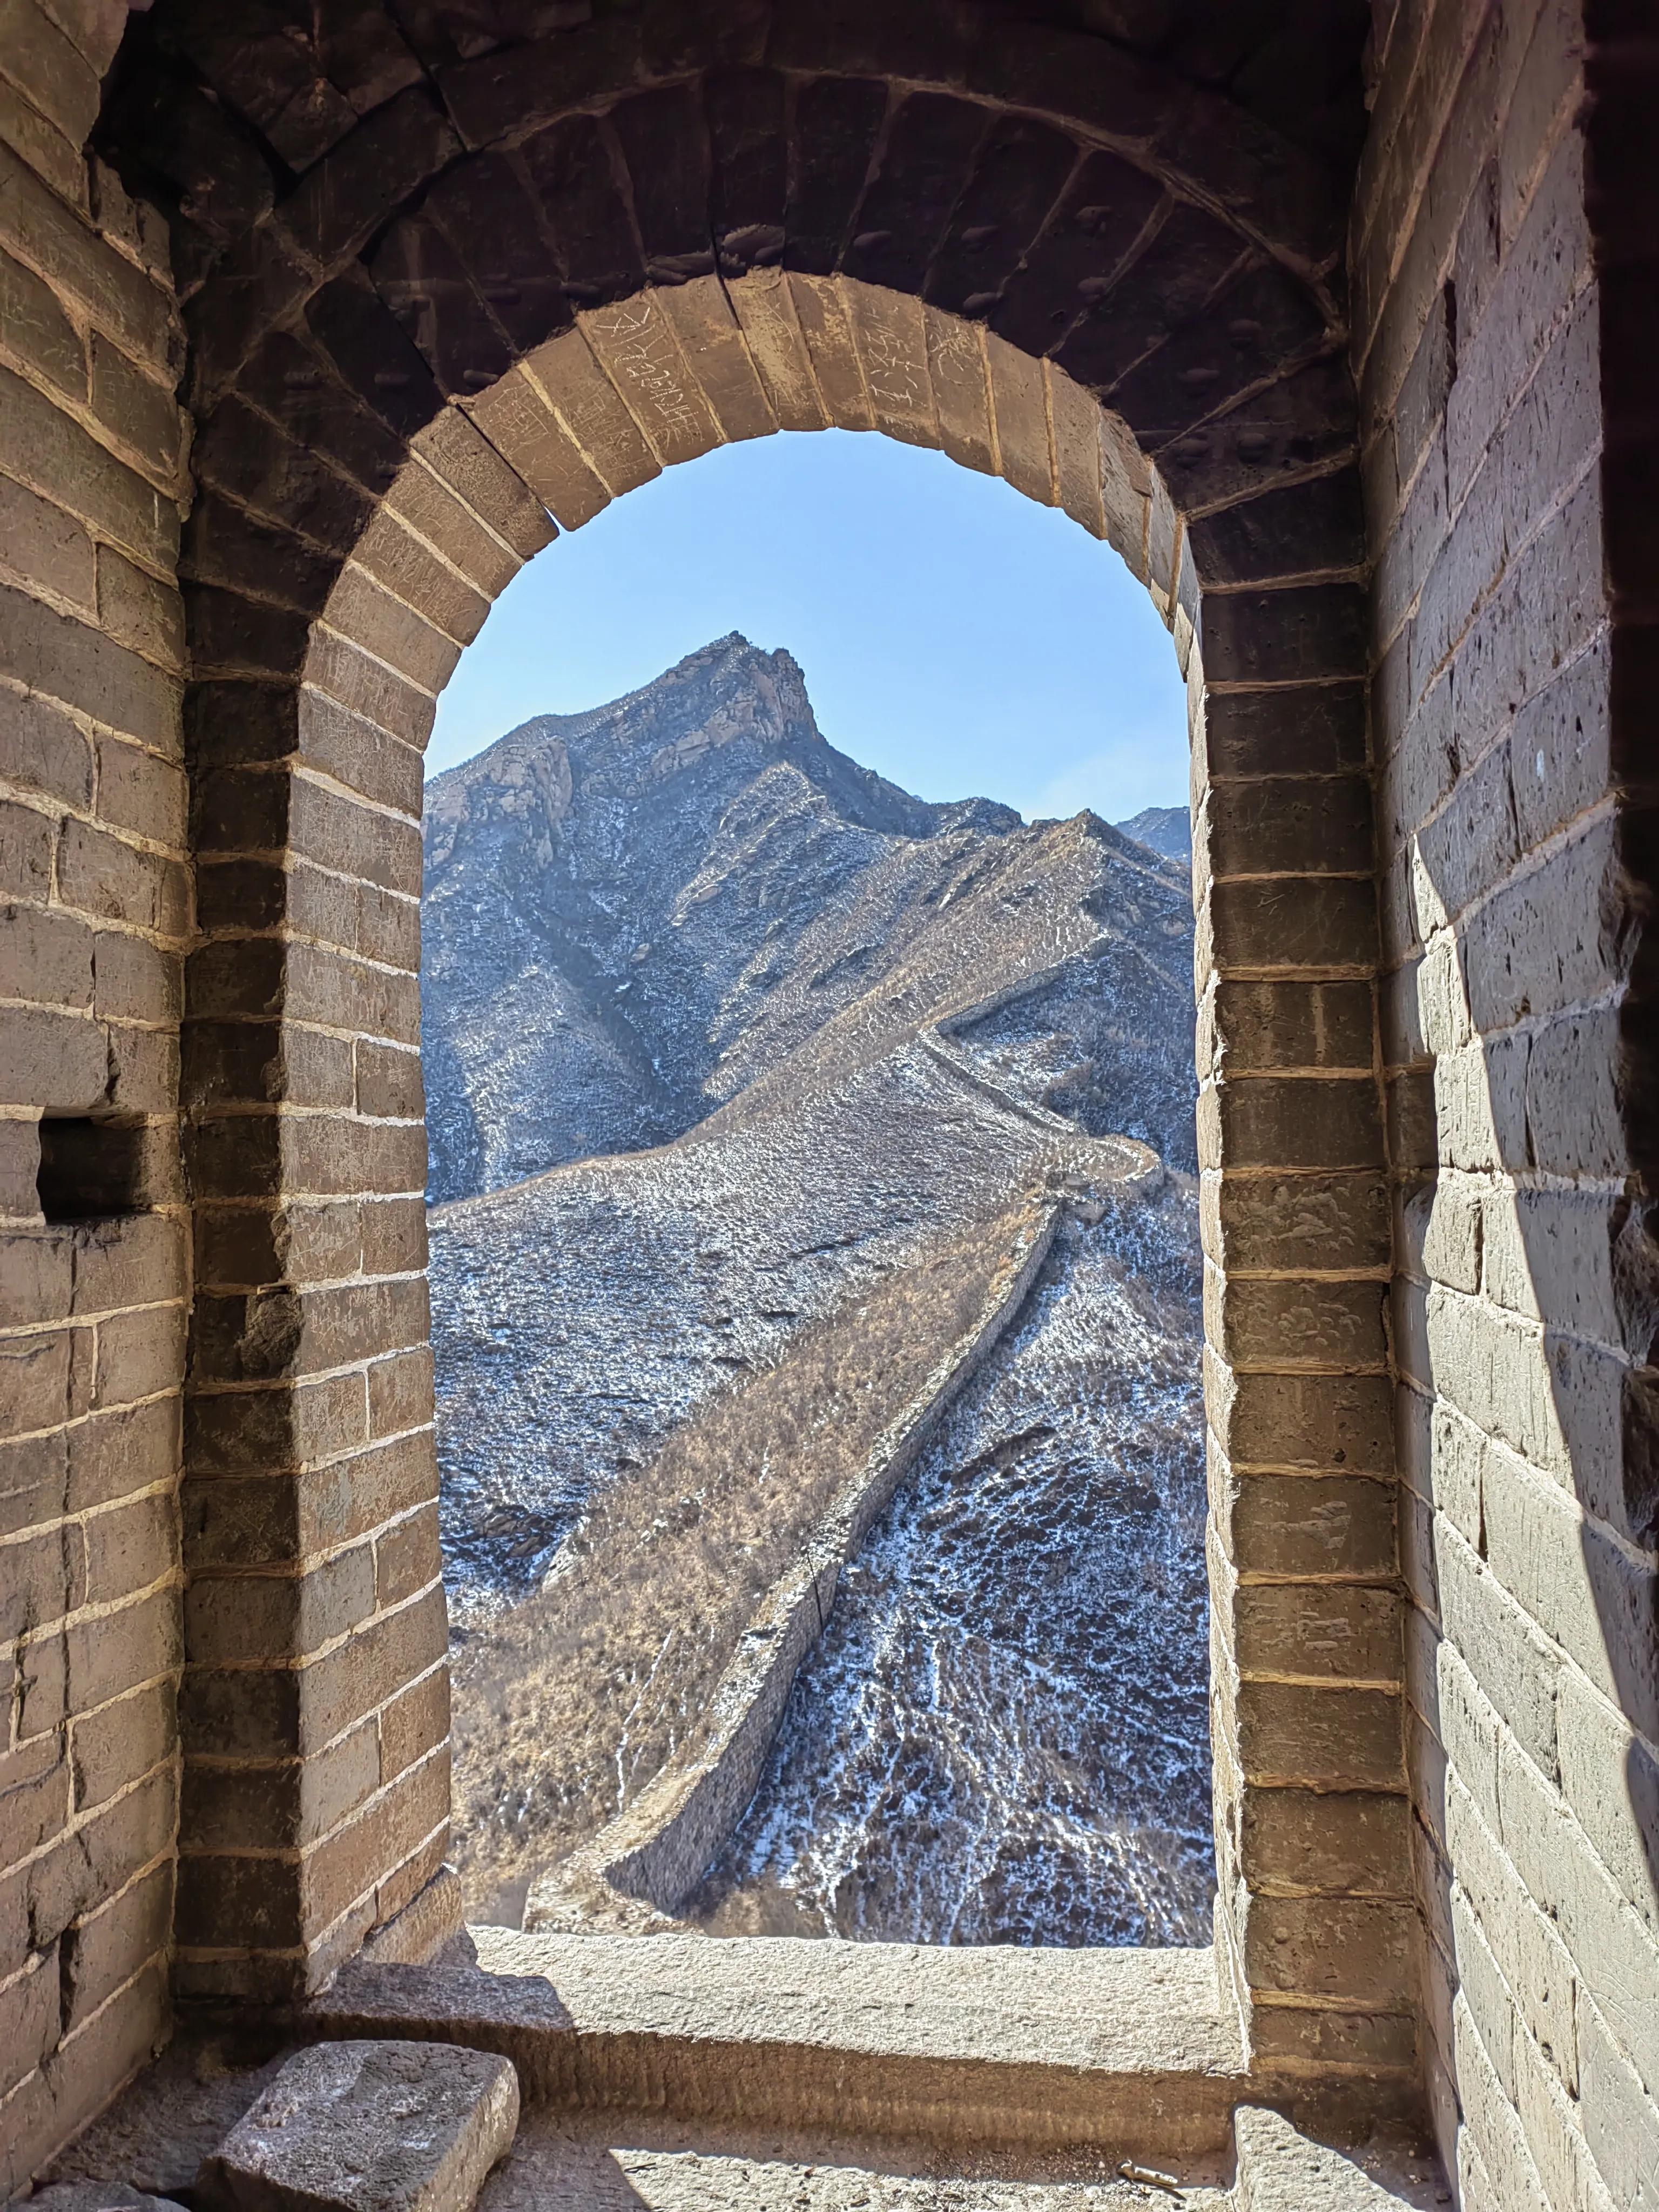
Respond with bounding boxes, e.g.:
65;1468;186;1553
85;0;1411;2066
96;0;1373;667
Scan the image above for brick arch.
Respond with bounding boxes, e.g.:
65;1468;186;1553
100;3;1406;2093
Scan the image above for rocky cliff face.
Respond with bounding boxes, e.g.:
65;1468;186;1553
421;635;1195;1202
1116;804;1193;865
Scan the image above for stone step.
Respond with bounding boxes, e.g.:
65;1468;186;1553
308;1930;1249;2164
37;1936;1450;2212
1232;2109;1451;2211
468;2104;1448;2212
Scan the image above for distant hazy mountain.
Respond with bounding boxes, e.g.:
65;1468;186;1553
422;634;1196;1203
1114;805;1192;865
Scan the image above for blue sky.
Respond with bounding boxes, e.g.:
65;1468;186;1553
428;429;1190;825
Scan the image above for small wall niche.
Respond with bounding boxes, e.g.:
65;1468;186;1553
36;1117;149;1224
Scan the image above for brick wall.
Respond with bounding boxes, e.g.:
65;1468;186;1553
0;0;188;2189
8;0;1654;2187
1358;0;1659;2203
93;1;1411;2046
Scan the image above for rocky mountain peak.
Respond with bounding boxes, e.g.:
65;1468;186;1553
421;639;1195;1207
425;634;819;867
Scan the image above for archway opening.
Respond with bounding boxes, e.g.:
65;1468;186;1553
413;414;1211;1944
123;0;1392;2035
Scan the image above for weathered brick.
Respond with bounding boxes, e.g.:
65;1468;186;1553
1208;1354;1394;1473
1556;1665;1659;1938
307;1741;447;1933
0;65;83;213
1438;1517;1560;1783
0;468;96;610
296;688;424;817
1482;1457;1659;1743
788;272;874;433
0;582;180;752
93;1300;186;1411
1447;1765;1581;2095
180;1718;378;1854
580;291;723;470
357;1186;424;1277
3;1952;168;2193
374;1796;449;1937
985;331;1051;506
1242;1891;1418;2008
1579;1988;1659;2212
186;1366;367;1478
726;268;830;438
290;775;422;891
0;1947;59;2087
411;403;555;563
94;733;187;846
191;1272;426;1386
379;1660;447;1785
60;1583;178;1718
1498;1730;1659;2099
67;1395;179;1515
305;628;435;751
366;1346;431;1440
1204;1167;1390;1276
1240;1784;1411;1896
1452;1987;1552;2212
88;334;182;481
1203;683;1368;782
91;928;178;1025
96;547;184;672
182;1429;435;1573
1206;1263;1388;1371
0;1425;68;1539
60;1858;172;2036
83;1489;175;1607
1218;1469;1397;1581
1202;584;1368;686
1248;1997;1417;2072
322;565;460;700
0;1005;106;1111
355;1040;423;1121
0;0;98;157
0;690;91;809
70;1677;174;1813
1206;978;1376;1074
346;511;491;649
0;902;92;1009
173;1844;303;1953
1231;1678;1405;1788
0;362;177;570
181;1580;444;1762
372;1506;439;1609
186;1545;377;1668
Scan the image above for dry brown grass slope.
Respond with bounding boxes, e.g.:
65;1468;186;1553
449;1193;1065;1925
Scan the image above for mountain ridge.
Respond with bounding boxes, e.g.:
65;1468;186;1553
427;635;1212;1945
421;633;1194;1204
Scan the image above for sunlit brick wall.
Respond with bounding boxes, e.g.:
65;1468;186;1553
1357;0;1659;2201
0;0;188;2187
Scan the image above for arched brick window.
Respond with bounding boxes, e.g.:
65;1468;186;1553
99;1;1405;2085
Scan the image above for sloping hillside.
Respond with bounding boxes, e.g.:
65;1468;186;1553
427;638;1210;1944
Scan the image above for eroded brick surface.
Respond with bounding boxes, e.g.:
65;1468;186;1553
0;0;187;2184
1360;0;1659;2200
